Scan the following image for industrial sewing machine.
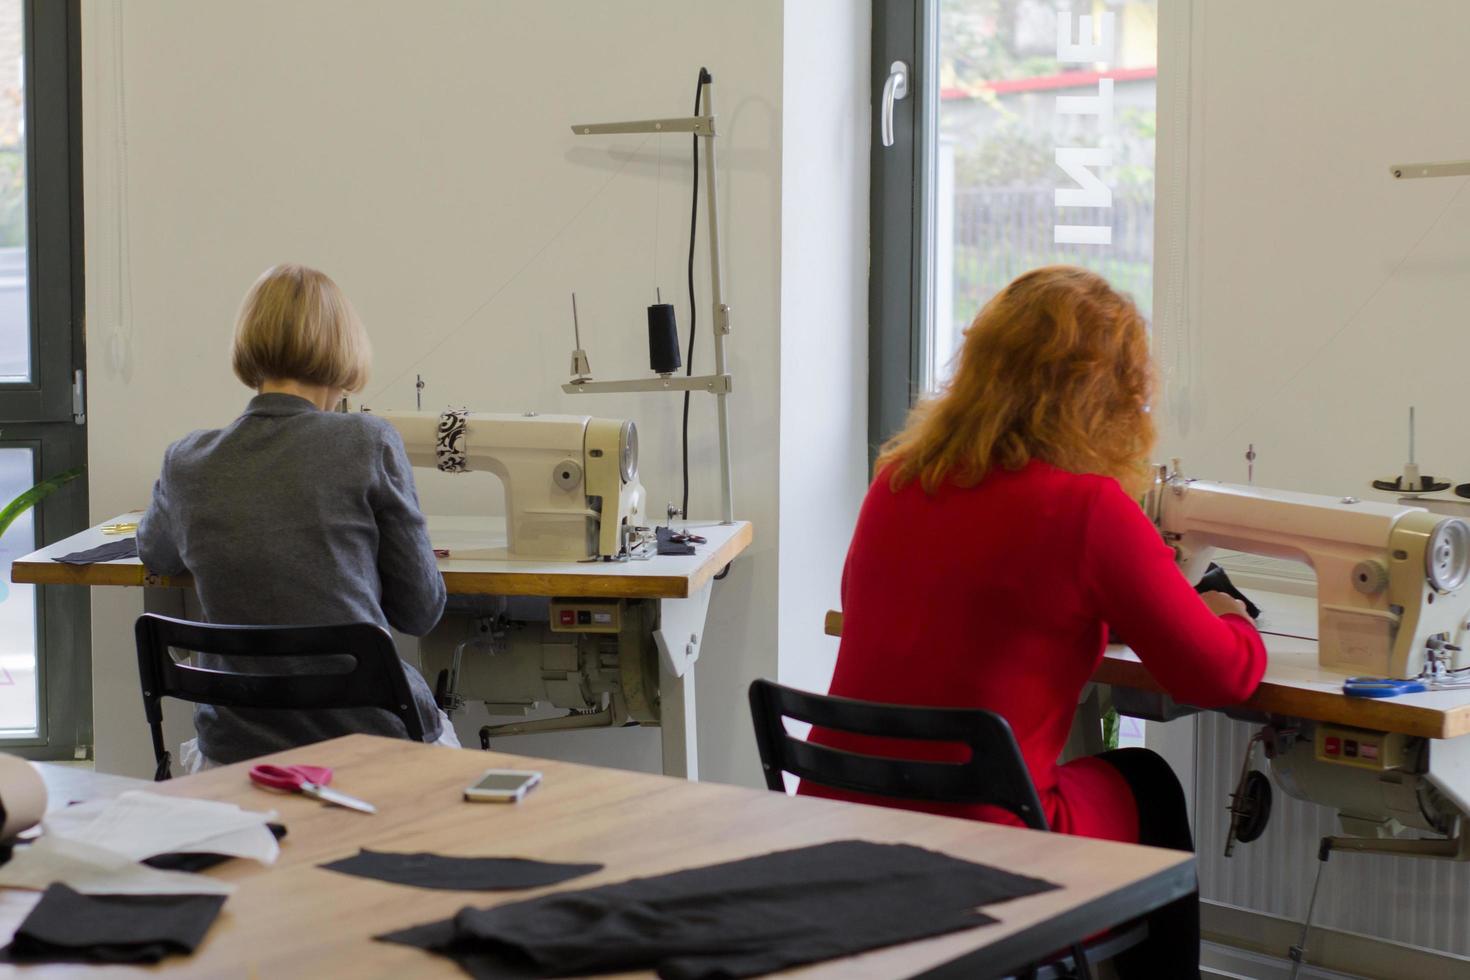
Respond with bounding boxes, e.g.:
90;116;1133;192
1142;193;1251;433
377;410;647;561
1143;459;1470;680
373;407;715;769
1118;461;1470;856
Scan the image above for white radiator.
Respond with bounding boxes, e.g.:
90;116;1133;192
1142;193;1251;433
1196;711;1470;958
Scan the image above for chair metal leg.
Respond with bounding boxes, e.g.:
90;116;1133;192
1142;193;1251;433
1070;943;1092;980
154;750;173;782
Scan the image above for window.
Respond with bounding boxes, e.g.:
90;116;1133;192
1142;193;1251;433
928;0;1158;389
870;0;1160;748
0;0;88;759
0;0;26;385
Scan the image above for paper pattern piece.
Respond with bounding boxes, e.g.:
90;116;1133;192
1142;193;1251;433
42;791;279;864
0;835;235;896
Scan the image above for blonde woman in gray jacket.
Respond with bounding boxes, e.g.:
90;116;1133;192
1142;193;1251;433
138;264;458;770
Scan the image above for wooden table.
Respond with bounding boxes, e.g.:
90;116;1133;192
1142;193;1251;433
1095;592;1470;739
11;515;754;779
0;735;1193;978
827;594;1470;740
10;513;752;600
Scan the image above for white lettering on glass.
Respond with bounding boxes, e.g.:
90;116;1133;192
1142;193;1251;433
1057;78;1114;129
1056;13;1115;64
1055;148;1113;208
1055;12;1115;246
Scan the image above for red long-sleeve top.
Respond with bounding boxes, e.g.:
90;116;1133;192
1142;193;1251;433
799;460;1266;843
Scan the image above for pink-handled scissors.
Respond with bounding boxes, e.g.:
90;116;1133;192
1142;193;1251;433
248;764;377;814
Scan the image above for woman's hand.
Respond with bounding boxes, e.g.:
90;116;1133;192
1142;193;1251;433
1200;590;1253;623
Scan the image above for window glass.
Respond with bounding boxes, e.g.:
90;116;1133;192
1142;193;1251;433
0;446;38;736
930;0;1158;388
0;0;26;385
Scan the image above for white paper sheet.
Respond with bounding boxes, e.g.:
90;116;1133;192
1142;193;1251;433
42;791;278;864
0;836;235;896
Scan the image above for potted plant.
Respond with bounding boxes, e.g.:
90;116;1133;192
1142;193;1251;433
0;466;82;601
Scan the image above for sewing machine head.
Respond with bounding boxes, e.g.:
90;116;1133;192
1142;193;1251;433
1143;460;1470;679
379;410;646;561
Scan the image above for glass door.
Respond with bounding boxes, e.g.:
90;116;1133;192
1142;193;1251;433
0;0;88;759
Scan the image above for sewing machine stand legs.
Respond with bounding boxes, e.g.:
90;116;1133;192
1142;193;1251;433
424;584;713;780
653;583;712;781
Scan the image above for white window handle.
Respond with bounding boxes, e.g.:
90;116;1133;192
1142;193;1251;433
881;60;909;148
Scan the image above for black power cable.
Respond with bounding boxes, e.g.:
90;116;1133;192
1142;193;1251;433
681;67;710;521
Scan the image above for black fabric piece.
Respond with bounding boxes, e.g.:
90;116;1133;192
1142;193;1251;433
1;883;226;965
379;840;1057;979
655;527;695;557
1194;562;1261;619
321;849;602;891
143;822;288;873
1096;748;1201;979
55;537;139;565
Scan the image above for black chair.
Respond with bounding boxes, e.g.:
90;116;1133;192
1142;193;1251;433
136;613;426;781
748;679;1146;980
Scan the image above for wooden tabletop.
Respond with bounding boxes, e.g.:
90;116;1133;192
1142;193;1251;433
826;595;1470;740
9;514;753;600
0;735;1192;978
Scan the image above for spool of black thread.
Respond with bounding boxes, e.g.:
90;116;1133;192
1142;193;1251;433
647;303;682;375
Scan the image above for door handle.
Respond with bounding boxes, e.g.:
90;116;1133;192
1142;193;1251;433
881;60;909;148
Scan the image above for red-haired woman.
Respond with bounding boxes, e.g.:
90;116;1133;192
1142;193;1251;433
801;266;1264;976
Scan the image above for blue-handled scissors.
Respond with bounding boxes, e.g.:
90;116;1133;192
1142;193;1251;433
1343;676;1427;698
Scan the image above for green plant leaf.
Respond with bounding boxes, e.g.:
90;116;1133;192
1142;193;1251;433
0;466;83;541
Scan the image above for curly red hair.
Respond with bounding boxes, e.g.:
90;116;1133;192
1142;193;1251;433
879;265;1156;495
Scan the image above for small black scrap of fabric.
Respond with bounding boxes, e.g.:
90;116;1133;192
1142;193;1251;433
655;527;696;557
1;883;226;965
143;822;288;873
1194;563;1261;619
55;538;139;565
378;839;1058;980
320;849;603;892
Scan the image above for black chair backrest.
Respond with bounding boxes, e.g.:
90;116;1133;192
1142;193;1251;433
136;613;426;780
748;679;1048;831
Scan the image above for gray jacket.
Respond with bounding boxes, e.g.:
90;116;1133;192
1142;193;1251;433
138;392;447;763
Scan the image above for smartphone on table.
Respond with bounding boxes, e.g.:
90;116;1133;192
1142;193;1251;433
464;769;542;803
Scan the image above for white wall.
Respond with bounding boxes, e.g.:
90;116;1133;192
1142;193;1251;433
1157;0;1470;494
83;0;869;783
776;1;869;697
1157;0;1470;956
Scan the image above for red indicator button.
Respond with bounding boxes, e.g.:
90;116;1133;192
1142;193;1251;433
559;610;576;626
1324;737;1341;756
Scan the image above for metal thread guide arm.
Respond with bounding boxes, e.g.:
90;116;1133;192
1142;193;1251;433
562;75;736;526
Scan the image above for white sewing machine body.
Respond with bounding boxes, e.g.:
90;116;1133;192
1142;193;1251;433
378;410;646;561
1144;465;1470;680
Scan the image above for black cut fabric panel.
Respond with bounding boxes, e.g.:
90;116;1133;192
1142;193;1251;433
2;884;226;965
143;822;288;873
320;850;603;891
655;527;696;556
55;538;139;565
1193;562;1261;619
379;840;1057;979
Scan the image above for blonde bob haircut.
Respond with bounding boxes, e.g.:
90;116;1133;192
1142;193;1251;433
231;264;371;393
878;265;1156;497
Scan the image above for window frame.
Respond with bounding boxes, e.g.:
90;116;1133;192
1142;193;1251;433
868;0;938;459
0;0;89;760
